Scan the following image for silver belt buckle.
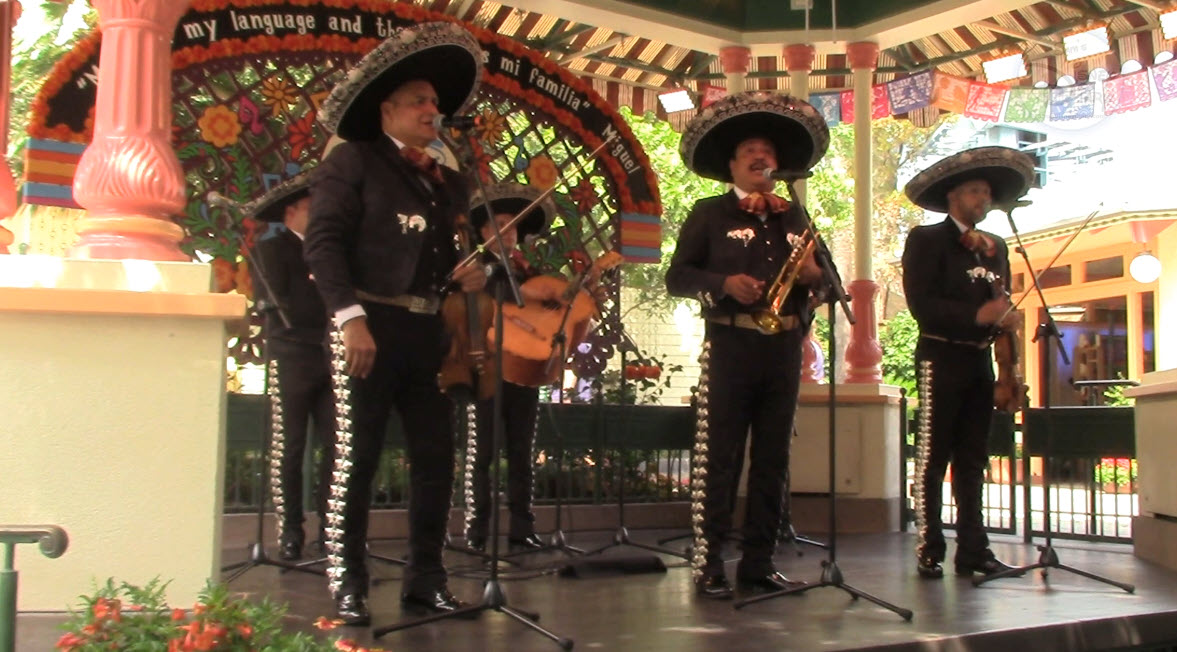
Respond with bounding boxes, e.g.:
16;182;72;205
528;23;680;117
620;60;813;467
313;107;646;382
407;295;435;314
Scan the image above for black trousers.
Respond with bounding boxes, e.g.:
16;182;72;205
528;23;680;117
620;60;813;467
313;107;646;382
700;323;803;576
270;339;335;546
468;381;540;540
330;304;455;597
914;339;995;564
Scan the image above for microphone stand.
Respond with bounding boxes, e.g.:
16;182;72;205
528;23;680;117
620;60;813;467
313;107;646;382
974;203;1133;592
735;176;912;620
375;135;572;650
212;195;326;582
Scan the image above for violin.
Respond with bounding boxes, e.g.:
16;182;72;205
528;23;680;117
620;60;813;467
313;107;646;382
490;251;622;387
984;269;1028;413
438;214;497;401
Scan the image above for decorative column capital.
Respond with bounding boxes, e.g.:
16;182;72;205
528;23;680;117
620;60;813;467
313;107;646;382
783;44;815;73
719;46;752;74
846;41;880;71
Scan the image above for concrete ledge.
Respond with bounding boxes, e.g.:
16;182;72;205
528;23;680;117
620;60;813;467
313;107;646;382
1133;515;1177;571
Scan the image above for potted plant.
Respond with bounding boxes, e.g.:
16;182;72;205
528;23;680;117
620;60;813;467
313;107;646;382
55;579;377;652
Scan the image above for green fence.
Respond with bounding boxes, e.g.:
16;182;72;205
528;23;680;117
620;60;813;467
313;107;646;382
224;393;695;513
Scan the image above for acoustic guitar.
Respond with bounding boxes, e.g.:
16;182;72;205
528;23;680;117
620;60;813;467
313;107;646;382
490;251;622;387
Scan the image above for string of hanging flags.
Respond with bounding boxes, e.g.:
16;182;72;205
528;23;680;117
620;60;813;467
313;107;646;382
805;57;1177;125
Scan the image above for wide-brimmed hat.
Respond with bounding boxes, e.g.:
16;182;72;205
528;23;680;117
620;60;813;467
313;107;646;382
469;183;555;240
904;146;1036;213
318;22;482;141
242;172;310;222
680;92;830;182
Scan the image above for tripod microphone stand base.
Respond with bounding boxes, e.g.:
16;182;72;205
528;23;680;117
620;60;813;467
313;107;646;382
973;544;1135;592
734;559;914;620
221;542;326;583
583;526;688;560
777;524;828;557
373;578;574;650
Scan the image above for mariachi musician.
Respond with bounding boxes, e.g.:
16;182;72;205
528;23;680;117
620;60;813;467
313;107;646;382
244;172;334;562
901;146;1034;579
667;92;828;600
304;22;487;625
454;182;557;552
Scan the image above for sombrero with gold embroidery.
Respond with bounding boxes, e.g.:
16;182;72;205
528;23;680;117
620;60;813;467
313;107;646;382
679;92;829;182
318;22;483;141
904;146;1036;214
469;182;555;240
242;172;311;222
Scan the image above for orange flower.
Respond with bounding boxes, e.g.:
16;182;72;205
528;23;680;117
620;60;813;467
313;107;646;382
236;623;253;638
171;608;186;621
314;616;340;631
55;633;86;651
260;75;299;116
474;108;507;144
287;111;316;161
334;639;360;651
526;156;559;189
92;598;121;622
197;105;241;148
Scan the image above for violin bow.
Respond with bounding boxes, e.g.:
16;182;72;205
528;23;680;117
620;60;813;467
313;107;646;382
452;132;619;273
997;203;1102;325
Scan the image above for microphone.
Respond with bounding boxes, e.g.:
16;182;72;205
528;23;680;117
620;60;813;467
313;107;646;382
761;168;813;182
206;191;239;209
1007;199;1033;209
432;114;482;130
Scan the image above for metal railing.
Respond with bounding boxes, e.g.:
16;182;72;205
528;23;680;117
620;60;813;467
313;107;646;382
224;394;694;513
899;397;1138;544
1;526;68;652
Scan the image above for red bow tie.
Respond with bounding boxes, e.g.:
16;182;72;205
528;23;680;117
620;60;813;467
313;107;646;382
960;228;996;257
400;146;445;185
738;192;789;215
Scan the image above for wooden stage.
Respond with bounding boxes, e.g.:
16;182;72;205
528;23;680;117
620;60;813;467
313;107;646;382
16;530;1177;651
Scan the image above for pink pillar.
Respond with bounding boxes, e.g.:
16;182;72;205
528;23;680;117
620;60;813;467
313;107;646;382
0;0;20;254
842;41;883;383
718;45;751;94
70;0;192;261
784;43;825;383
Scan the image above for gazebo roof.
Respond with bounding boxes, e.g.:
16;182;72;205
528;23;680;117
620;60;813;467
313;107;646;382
422;0;1170;117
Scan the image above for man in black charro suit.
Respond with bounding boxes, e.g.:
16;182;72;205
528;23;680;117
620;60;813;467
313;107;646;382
304;22;487;626
902;146;1034;580
667;92;829;600
246;173;333;563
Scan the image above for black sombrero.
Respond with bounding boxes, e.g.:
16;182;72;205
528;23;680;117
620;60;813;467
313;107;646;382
241;172;311;223
904;146;1036;213
679;92;829;182
318;22;483;141
469;183;555;240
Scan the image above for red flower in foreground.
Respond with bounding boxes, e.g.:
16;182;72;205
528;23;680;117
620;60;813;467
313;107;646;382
314;616;340;631
56;633;86;651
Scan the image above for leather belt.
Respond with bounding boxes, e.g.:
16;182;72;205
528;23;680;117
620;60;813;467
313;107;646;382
921;333;989;350
355;290;441;315
706;313;799;332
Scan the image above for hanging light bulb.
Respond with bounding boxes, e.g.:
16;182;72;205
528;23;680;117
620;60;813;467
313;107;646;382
1129;250;1162;284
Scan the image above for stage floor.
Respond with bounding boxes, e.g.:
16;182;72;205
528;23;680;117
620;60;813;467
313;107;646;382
17;530;1177;651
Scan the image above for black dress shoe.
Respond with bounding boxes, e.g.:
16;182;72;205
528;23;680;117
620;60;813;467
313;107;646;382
736;570;806;594
695;574;734;600
917;557;944;579
955;556;1022;577
278;541;301;561
508;534;545;550
401;588;473;617
465;536;486;552
335;593;370;627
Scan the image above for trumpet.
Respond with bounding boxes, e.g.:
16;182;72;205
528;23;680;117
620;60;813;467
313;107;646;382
750;230;817;335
